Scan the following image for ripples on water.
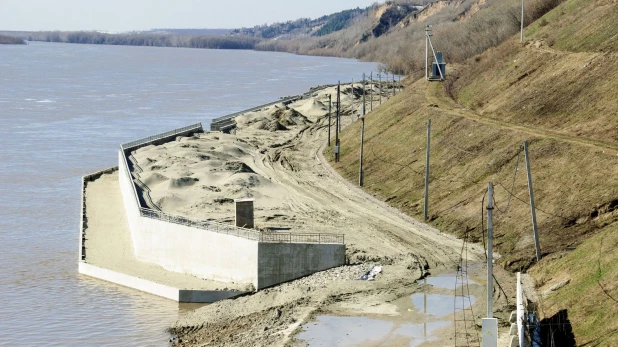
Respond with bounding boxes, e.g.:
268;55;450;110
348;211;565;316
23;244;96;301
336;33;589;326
0;42;376;346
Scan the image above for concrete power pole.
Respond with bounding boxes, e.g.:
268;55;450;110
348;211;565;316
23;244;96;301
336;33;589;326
370;72;373;112
359;115;365;186
328;94;332;147
379;74;382;105
424;120;431;222
362;73;366;116
486;182;494;318
335;82;340;162
482;182;499;347
521;0;525;42
524;141;541;261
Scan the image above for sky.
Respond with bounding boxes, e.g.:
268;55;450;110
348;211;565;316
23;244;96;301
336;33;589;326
1;0;378;32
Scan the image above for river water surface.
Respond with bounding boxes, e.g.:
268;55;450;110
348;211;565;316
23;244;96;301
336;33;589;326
0;42;375;346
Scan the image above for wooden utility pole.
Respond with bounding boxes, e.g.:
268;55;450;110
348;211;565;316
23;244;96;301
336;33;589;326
424;120;431;222
524;141;541;261
359;115;365;186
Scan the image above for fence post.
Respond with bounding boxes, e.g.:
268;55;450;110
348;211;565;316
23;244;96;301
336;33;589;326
424;120;431;222
524;141;541;262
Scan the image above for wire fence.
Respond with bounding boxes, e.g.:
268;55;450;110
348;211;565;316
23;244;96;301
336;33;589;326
120;124;345;245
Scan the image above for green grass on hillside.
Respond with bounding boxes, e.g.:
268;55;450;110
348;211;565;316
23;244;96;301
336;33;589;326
531;222;618;345
328;1;618;343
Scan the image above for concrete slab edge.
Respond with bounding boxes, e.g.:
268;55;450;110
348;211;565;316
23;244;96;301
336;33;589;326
79;262;247;303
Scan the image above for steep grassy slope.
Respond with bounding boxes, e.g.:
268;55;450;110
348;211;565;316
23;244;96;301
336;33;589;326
328;0;618;343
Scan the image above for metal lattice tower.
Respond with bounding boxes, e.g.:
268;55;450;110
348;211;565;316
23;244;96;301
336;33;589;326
454;231;480;347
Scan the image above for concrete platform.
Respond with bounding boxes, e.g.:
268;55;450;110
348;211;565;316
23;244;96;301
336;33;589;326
80;170;249;302
78;262;245;302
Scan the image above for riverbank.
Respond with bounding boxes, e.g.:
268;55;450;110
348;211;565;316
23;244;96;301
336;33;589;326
167;84;517;346
0;35;25;44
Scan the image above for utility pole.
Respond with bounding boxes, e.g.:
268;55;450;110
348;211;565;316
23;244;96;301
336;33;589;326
398;69;402;93
359;115;365;186
524;141;541;261
483;182;498;347
362;72;366;116
386;72;389;99
328;94;332;147
370;72;373;112
335;82;340;162
393;73;396;96
425;25;431;80
424;120;431;222
379;73;382;105
521;0;525;42
487;182;494;318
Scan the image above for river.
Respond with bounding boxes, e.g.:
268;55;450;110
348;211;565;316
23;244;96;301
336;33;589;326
0;41;376;346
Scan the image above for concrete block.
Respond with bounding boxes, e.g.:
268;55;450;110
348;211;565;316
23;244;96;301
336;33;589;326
235;198;254;229
509;335;519;347
257;243;345;289
482;318;498;347
510;310;517;323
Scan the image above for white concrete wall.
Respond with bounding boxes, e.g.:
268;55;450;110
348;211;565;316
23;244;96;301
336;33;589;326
257;243;346;289
118;151;259;287
118;148;345;291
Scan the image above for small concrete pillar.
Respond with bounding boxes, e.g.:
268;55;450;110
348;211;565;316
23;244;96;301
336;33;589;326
235;198;254;229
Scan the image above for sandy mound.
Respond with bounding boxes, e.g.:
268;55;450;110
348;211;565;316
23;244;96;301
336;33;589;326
168;177;199;189
141;172;169;186
290;99;327;119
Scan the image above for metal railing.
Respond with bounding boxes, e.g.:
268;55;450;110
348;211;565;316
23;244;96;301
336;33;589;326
121;123;203;151
139;208;344;244
120;124;344;245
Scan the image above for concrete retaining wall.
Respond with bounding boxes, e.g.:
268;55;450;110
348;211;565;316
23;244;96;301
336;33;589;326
118;151;259;287
257;243;346;289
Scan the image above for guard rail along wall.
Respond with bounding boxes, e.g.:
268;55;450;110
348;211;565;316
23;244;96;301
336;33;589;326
119;123;345;289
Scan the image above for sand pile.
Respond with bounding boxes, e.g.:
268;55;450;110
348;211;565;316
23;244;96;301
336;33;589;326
131;133;289;223
130;85;366;229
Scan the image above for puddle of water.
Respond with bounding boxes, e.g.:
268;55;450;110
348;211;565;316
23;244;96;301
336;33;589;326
297;316;451;347
423;274;478;290
410;293;476;317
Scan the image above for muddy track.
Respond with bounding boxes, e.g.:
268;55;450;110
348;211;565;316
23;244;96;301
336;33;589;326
425;83;618;151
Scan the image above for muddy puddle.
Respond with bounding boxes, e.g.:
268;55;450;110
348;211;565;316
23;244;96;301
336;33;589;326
297;273;483;346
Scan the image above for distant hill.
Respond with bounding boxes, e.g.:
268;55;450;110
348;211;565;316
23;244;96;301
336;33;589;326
4;0;568;73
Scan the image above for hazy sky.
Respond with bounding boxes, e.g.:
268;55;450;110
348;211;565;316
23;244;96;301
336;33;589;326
2;0;378;32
